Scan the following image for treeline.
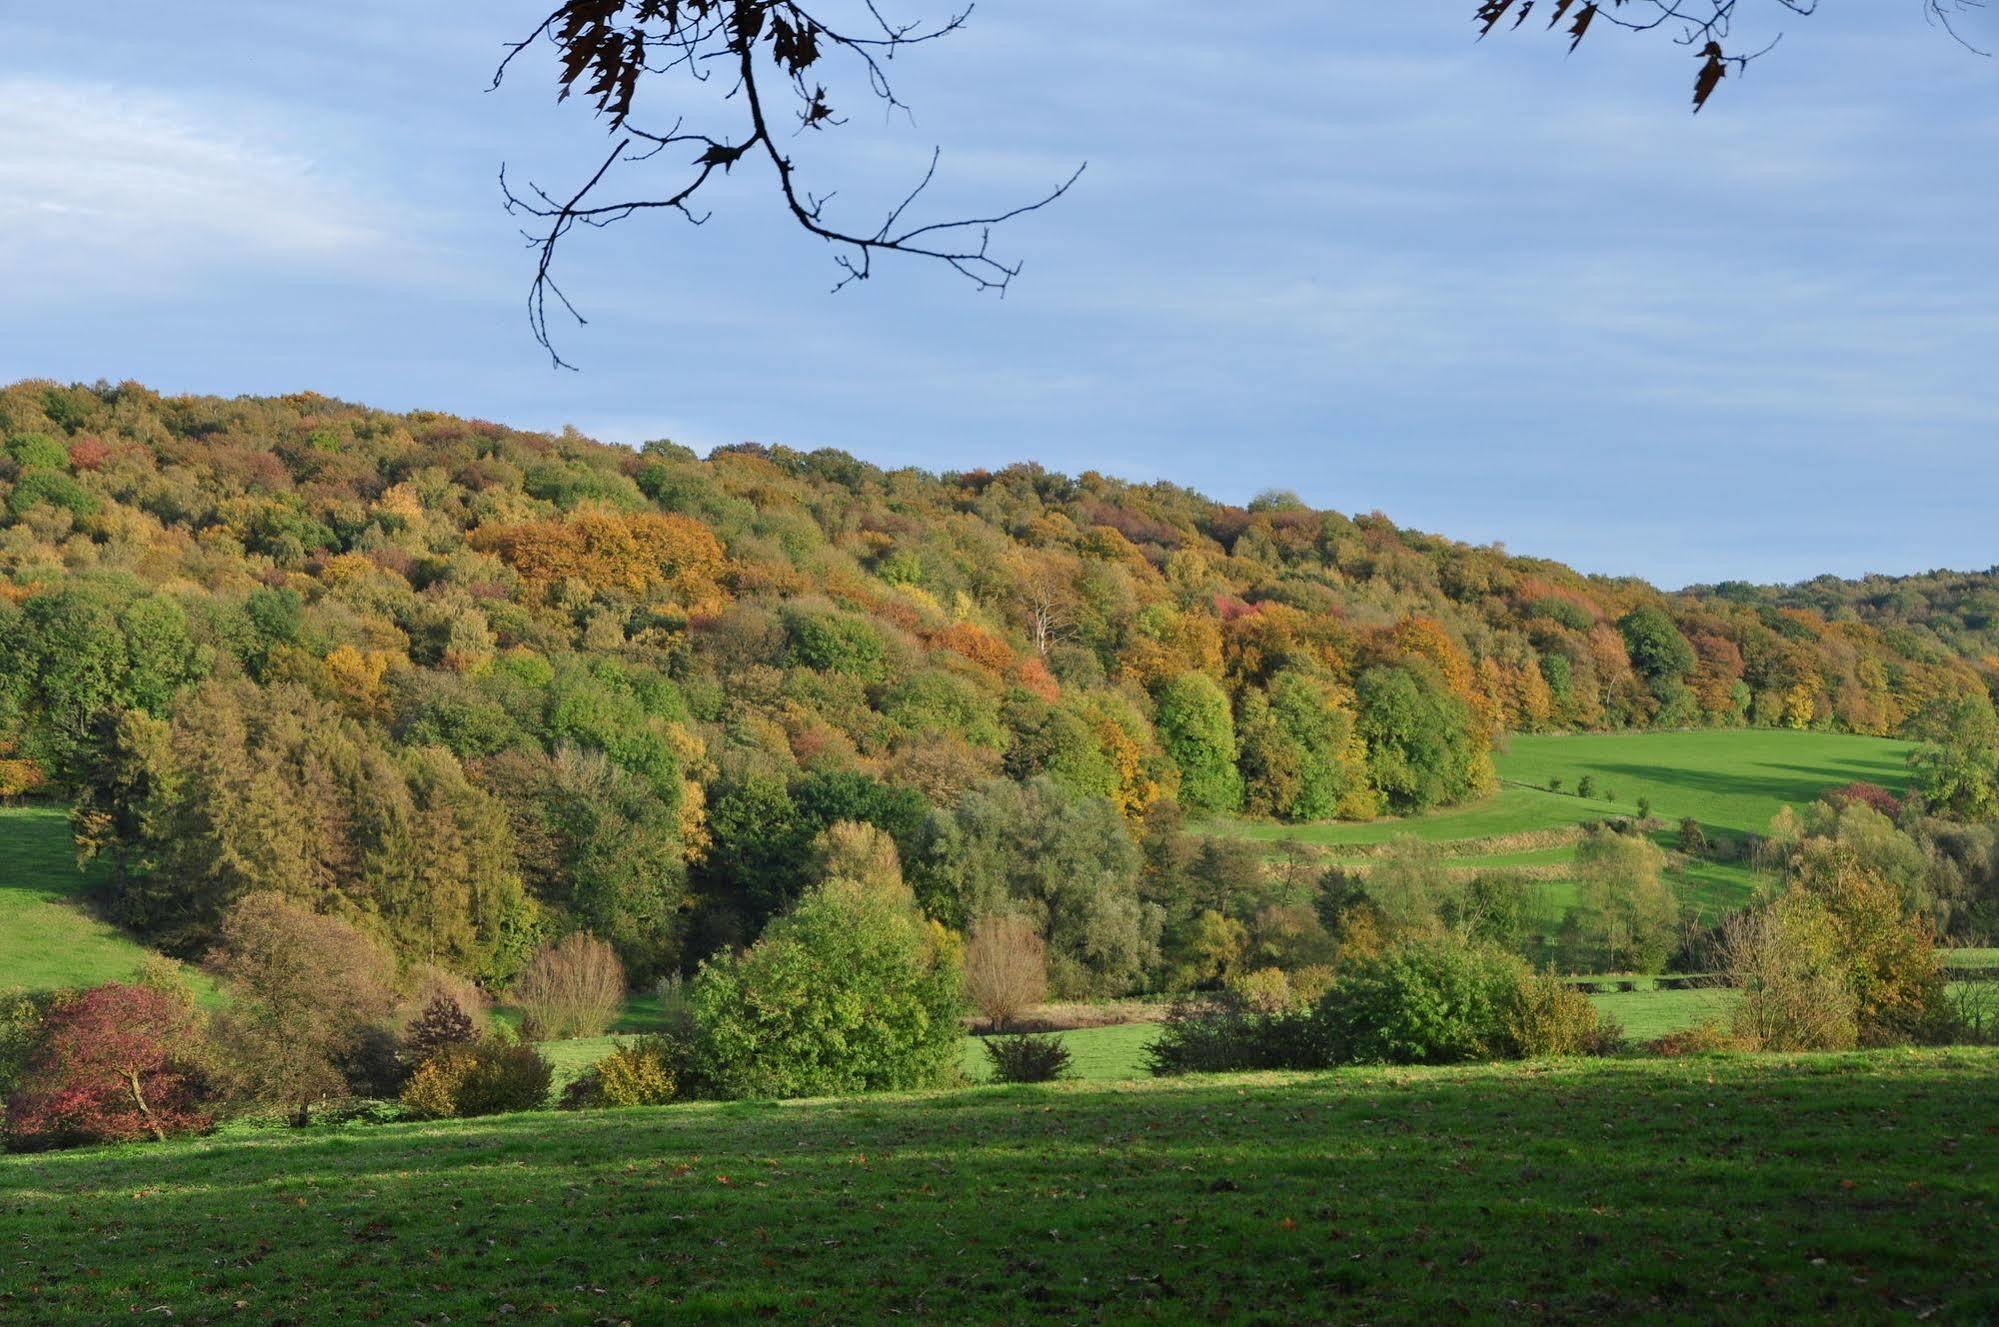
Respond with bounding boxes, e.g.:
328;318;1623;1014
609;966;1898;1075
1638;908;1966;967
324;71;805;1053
1;379;1995;995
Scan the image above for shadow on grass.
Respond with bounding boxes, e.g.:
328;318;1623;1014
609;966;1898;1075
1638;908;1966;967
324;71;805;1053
6;1052;1997;1325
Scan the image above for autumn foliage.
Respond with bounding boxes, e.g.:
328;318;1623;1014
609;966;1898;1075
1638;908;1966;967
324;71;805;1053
473;511;727;610
4;983;209;1150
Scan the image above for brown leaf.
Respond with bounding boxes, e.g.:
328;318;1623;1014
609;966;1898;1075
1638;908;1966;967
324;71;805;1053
1693;41;1727;112
1474;1;1516;39
1567;2;1597;53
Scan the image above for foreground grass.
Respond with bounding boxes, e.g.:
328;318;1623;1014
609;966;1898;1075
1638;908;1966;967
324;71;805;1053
4;1050;1995;1325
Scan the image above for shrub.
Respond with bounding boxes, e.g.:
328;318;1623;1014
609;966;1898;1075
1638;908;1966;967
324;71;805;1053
1720;892;1859;1051
4;983;210;1151
1224;965;1295;1014
963;914;1048;1031
402;964;492;1035
1503;970;1617;1057
1678;817;1710;858
1144;996;1325;1076
1317;939;1526;1066
691;867;964;1100
1787;844;1950;1045
206;892;397;1125
399;1049;471;1119
1647;1021;1749;1057
403;995;478;1065
0;990;65;1109
595;1036;681;1106
400;1036;553;1119
983;1033;1073;1084
512;934;625;1041
1575;775;1596;799
1288;963;1338;1006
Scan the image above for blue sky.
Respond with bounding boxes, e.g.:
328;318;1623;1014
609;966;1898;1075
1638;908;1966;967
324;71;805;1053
2;2;1993;588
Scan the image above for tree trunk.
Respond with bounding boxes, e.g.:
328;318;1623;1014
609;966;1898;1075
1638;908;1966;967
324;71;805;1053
125;1070;166;1142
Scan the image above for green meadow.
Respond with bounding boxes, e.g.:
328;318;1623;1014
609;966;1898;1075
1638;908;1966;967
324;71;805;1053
0;805;216;1002
4;1050;1994;1326
1220;728;1913;849
1205;729;1917;931
1497;728;1916;835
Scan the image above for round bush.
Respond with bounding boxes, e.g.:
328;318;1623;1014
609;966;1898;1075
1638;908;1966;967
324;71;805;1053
597;1036;680;1106
982;1032;1073;1084
1503;970;1617;1057
400;1037;552;1119
1317;939;1527;1065
690;876;963;1100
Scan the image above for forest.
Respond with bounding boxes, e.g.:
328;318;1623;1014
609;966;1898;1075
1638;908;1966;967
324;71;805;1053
3;377;1995;1003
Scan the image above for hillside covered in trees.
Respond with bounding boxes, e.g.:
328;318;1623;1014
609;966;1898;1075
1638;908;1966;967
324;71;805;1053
2;380;1992;996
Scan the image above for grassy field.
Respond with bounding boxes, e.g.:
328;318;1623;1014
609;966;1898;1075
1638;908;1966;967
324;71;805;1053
5;1049;1995;1325
1220;784;1621;849
1205;730;1915;932
0;805;170;995
1498;729;1916;835
1217;730;1913;851
537;993;1734;1096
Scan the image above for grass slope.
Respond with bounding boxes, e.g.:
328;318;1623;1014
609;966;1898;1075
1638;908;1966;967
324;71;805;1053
1497;729;1915;837
4;1050;1994;1325
1208;731;1912;931
0;805;160;994
1221;730;1913;851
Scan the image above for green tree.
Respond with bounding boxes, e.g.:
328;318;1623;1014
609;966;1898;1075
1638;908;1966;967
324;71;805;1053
1907;696;1999;821
1155;672;1243;814
0;587;204;779
690;835;962;1099
1353;663;1488;813
1561;829;1678;974
1617;606;1698;726
910;778;1157;996
540;748;686;981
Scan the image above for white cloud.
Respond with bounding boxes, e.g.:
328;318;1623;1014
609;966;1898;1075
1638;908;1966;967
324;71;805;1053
0;77;391;289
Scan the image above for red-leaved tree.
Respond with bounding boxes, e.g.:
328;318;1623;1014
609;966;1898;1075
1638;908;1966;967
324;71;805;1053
4;983;209;1150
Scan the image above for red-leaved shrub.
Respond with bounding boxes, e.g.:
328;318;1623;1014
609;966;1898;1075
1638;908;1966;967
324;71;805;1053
4;983;210;1151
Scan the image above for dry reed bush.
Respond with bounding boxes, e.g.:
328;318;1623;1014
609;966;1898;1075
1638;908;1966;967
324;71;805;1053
963;914;1047;1032
1720;897;1859;1051
512;934;624;1041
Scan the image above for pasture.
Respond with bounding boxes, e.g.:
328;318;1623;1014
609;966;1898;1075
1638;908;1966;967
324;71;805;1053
1497;729;1916;836
0;805;177;996
1205;730;1916;931
4;1049;1993;1325
1218;729;1913;851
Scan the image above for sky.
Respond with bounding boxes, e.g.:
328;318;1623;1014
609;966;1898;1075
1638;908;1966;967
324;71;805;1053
1;2;1994;589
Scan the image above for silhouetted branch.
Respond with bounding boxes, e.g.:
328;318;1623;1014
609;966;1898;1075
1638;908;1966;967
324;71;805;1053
1475;1;1987;110
494;1;1083;368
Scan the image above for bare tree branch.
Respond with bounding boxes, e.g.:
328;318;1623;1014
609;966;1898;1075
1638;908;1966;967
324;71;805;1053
494;1;1084;368
1475;1;1987;110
